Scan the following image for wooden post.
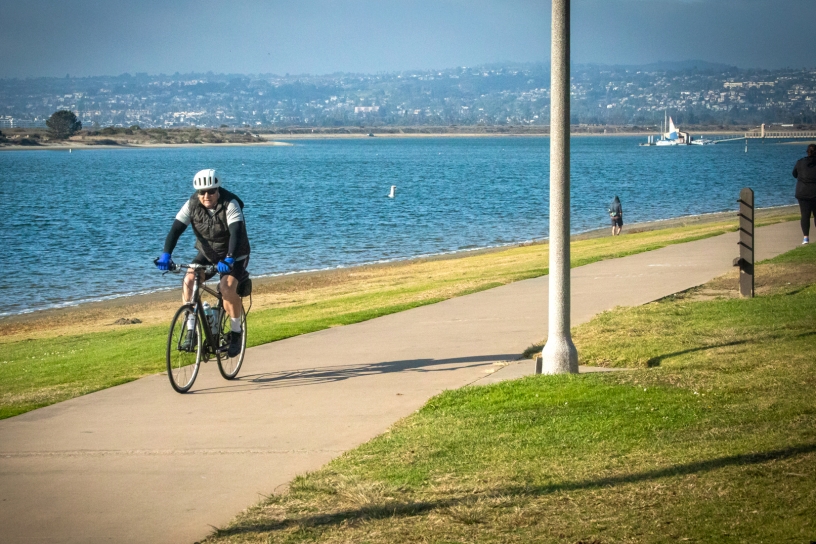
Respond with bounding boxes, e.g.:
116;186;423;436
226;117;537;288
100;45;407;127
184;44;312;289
733;188;754;298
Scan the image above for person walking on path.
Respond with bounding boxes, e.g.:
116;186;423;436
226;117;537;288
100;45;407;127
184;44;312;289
608;196;623;236
792;144;816;245
155;168;251;356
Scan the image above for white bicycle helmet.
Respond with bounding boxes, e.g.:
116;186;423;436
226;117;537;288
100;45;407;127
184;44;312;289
193;169;221;191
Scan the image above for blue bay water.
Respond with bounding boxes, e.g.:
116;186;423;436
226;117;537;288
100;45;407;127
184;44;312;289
0;136;803;316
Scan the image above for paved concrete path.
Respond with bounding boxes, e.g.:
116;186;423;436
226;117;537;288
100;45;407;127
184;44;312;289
0;221;802;544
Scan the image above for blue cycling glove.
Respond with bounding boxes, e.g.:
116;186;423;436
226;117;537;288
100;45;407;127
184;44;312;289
156;252;173;271
217;256;235;274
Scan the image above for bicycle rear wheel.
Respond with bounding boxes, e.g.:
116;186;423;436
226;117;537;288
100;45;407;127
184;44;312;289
166;304;202;393
216;305;246;380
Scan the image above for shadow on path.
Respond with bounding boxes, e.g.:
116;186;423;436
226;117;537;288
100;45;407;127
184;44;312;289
214;442;816;538
192;354;520;394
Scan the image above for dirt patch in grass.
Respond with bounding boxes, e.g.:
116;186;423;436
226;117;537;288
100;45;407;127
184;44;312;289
673;261;816;302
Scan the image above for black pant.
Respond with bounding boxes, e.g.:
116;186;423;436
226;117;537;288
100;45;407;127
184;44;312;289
799;198;816;237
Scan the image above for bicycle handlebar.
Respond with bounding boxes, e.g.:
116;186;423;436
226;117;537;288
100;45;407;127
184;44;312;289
172;263;218;274
154;259;217;276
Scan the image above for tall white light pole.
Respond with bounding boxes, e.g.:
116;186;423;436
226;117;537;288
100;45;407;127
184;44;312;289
540;0;578;374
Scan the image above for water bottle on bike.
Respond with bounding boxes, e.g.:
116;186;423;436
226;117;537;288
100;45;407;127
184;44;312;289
202;302;218;335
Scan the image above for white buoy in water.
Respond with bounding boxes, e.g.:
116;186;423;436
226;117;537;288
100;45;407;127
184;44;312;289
69;149;72;153
387;185;396;198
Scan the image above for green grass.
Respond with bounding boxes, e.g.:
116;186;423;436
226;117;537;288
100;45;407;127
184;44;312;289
0;214;797;419
574;242;816;370
205;243;816;543
764;241;816;264
1;327;165;419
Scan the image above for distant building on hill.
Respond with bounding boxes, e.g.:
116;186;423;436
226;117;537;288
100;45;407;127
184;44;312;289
0;117;47;128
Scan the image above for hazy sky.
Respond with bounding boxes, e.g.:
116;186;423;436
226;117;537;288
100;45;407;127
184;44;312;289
0;0;811;78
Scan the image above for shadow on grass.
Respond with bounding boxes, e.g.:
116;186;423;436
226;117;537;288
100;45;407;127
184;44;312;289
192;354;520;394
212;442;816;538
646;339;749;367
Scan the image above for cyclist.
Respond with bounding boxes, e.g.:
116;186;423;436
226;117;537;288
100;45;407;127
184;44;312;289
156;169;250;357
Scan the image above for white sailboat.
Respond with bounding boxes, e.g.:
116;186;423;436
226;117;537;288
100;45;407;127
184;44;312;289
655;112;682;146
642;111;713;147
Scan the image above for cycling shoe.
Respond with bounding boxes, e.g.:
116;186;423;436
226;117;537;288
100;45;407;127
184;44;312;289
227;331;242;357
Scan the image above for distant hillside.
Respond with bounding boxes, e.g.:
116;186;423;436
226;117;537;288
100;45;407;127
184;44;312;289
610;60;738;72
1;62;813;129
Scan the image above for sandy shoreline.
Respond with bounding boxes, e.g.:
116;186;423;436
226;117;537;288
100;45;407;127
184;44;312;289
263;131;750;140
4;133;813;148
0;140;293;151
0;205;798;341
0;133;635;149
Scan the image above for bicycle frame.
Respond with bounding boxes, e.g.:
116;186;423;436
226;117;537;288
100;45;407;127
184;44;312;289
185;266;224;355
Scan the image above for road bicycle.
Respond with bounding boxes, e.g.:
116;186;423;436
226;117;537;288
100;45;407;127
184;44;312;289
161;262;250;393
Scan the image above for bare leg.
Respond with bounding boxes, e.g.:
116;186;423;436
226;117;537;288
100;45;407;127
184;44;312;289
182;269;203;303
220;275;243;320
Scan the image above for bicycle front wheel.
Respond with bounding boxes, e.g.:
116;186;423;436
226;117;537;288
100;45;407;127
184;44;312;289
216;305;246;380
166;304;202;393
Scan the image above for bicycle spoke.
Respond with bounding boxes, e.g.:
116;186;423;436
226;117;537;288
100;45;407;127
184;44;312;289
166;305;202;393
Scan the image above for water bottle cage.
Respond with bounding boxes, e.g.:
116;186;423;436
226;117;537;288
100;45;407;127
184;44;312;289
200;303;216;335
212;312;220;335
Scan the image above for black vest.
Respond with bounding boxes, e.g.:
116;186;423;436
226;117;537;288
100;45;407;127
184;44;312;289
187;188;251;263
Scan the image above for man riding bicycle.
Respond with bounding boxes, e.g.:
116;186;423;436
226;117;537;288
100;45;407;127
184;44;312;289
156;169;250;357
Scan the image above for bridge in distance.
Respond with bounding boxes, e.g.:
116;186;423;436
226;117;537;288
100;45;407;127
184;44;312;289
713;124;816;143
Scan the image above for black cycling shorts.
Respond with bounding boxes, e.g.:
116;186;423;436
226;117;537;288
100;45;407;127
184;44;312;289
192;252;250;281
611;216;623;227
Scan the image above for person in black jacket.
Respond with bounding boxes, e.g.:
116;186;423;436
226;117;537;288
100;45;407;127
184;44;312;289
156;169;251;356
608;195;623;236
793;144;816;245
